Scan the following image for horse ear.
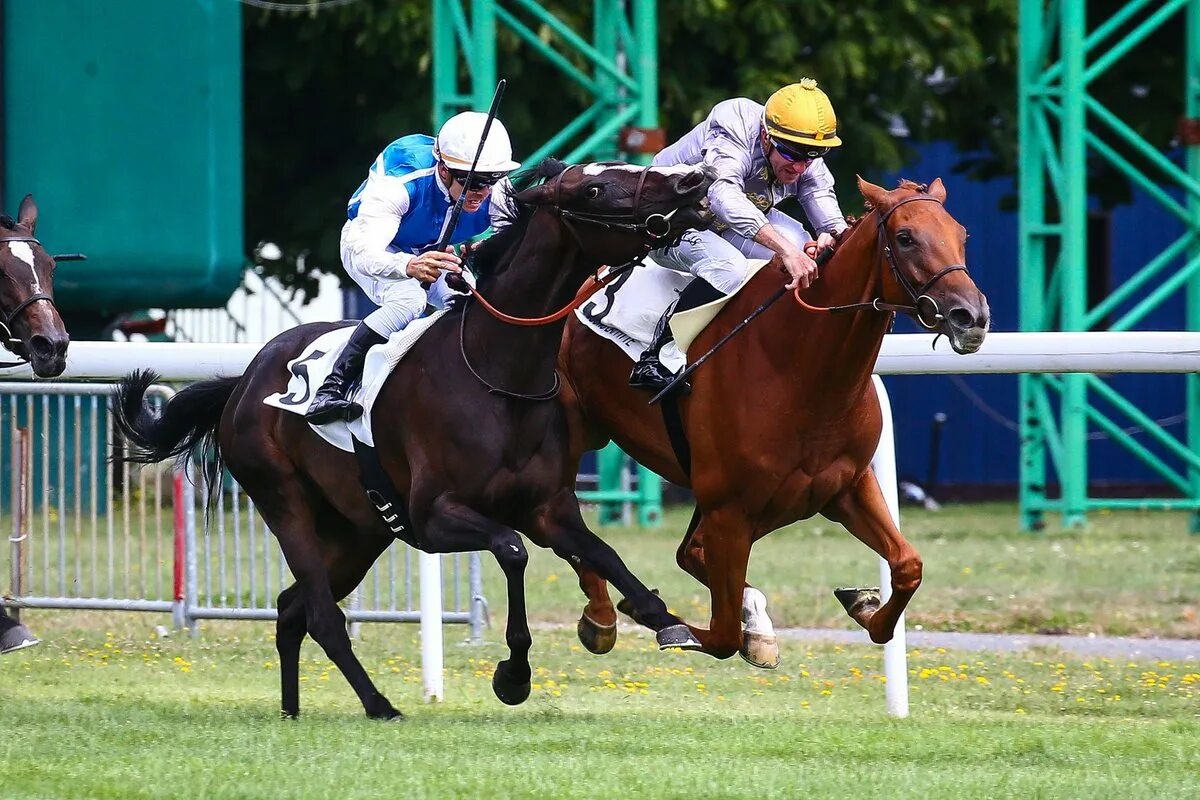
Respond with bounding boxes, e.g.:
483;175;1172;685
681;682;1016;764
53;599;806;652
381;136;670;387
856;175;888;210
515;183;555;206
17;194;38;233
927;178;947;203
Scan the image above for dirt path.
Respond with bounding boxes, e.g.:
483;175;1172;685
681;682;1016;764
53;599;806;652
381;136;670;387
778;627;1200;661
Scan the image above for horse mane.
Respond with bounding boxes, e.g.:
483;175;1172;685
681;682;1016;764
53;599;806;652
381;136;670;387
0;214;16;230
469;158;571;282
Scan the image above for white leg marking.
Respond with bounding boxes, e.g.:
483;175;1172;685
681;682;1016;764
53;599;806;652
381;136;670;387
742;586;776;636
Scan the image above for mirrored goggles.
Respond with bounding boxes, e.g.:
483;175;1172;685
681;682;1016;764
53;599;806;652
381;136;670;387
769;137;832;163
448;169;505;191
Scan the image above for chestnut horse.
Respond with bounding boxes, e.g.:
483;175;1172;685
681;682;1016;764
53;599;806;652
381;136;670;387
559;178;990;667
113;160;714;718
1;194;74;653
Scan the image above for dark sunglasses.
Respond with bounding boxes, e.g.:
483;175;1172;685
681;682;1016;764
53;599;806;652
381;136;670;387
448;169;504;191
769;137;831;163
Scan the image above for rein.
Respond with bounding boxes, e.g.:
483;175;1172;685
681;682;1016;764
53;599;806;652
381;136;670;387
457;164;682;399
791;195;969;330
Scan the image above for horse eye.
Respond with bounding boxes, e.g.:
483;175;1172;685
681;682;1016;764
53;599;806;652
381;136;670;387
897;231;914;247
586;186;602;199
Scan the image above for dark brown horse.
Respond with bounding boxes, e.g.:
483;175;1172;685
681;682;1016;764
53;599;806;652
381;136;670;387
1;194;73;653
559;178;990;667
113;160;714;718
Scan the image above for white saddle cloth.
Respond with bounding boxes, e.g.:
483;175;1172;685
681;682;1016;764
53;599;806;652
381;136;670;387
574;257;772;371
263;310;448;452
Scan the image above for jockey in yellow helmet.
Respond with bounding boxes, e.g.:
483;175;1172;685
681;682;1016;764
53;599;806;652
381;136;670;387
630;78;849;392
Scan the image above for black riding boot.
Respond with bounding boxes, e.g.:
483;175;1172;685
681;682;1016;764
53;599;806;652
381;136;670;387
629;302;685;393
304;323;388;425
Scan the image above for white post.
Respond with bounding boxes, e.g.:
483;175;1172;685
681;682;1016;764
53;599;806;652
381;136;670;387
419;551;444;702
870;375;909;718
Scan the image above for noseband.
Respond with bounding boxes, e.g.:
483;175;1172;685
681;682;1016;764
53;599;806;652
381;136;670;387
0;233;62;356
549;165;684;244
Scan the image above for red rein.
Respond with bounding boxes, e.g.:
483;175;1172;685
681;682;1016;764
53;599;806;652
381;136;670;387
463;266;626;327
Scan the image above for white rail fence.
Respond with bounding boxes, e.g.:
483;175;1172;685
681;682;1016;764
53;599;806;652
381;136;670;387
4;332;1199;710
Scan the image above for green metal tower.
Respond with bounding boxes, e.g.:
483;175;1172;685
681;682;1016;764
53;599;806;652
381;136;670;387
431;0;659;165
1018;0;1200;530
431;0;663;526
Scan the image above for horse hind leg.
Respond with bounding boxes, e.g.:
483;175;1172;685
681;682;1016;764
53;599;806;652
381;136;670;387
825;469;922;644
572;563;618;655
276;583;306;719
254;490;401;720
675;508;779;669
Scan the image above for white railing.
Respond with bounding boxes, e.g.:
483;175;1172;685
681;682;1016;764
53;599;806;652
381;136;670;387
4;331;1200;710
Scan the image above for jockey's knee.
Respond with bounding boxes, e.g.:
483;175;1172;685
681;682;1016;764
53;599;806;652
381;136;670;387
364;293;424;337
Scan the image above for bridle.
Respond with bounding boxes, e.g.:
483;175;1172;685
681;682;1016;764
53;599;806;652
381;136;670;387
793;193;969;331
0;233;63;360
549;165;685;245
460;163;697;400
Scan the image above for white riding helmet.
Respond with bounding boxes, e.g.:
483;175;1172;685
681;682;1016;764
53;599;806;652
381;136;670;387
434;111;522;174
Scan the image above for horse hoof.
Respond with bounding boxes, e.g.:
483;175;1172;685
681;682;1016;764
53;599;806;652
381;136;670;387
834;587;881;625
656;624;702;651
367;703;405;722
492;661;532;706
577;613;617;655
615;588;659;626
739;630;780;669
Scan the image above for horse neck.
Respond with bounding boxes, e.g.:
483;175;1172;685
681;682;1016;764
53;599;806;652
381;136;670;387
465;210;597;388
751;212;892;404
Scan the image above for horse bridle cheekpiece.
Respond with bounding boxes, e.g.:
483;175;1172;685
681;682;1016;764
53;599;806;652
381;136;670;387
550;165;680;243
0;233;81;357
875;193;969;330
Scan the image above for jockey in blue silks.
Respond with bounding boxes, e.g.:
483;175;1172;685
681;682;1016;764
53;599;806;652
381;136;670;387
305;112;522;424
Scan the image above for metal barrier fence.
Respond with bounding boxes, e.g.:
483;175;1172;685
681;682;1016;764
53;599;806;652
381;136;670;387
1;382;485;640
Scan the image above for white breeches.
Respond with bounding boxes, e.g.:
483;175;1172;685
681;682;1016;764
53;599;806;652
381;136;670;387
651;208;811;294
340;226;469;338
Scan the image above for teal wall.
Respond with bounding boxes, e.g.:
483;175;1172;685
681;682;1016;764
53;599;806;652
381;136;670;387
2;0;244;318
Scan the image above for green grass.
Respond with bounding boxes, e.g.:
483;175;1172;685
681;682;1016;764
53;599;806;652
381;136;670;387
494;502;1200;638
2;616;1198;800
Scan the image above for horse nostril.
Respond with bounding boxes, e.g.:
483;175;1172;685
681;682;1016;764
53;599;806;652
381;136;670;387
29;334;58;360
56;335;70;357
947;307;977;329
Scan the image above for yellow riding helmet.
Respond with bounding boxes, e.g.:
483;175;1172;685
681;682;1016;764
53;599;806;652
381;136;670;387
763;78;842;148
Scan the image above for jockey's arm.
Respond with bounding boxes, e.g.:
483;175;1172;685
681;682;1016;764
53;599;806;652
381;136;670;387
346;182;460;283
344;183;417;281
796;159;849;242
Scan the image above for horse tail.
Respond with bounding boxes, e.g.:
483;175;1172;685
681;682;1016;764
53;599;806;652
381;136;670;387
113;369;238;467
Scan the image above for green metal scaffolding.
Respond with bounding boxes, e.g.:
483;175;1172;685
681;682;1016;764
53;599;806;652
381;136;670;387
430;0;663;526
1018;0;1200;530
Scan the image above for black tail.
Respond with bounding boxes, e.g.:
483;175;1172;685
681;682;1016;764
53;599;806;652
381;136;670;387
113;369;239;467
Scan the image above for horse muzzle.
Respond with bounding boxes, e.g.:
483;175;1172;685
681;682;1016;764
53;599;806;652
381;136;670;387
943;302;990;355
23;332;69;377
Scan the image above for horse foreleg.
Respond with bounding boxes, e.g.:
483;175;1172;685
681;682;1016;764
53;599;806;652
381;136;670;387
825;469;922;644
257;498;401;720
535;490;687;651
422;496;533;706
670;508;754;661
